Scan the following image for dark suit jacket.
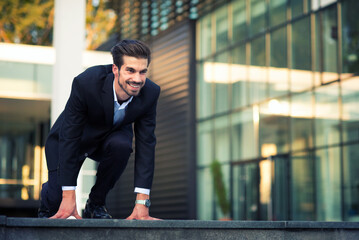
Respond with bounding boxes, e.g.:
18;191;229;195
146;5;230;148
45;64;160;189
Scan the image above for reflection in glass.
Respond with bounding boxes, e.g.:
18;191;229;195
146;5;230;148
314;13;321;86
197;120;213;167
250;36;267;104
342;77;359;143
199;15;212;59
314;83;340;147
270;27;288;98
232;0;247;42
231;108;258;161
259;98;290;157
250;0;266;36
216;5;228;51
215;53;230;114
291;0;309;18
343;144;359;221
214;164;230;219
259;159;271;220
291;152;315;220
291;17;312;92
269;0;286;27
341;0;359;75
197;61;213;119
214;116;230;163
291;91;314;151
315;146;341;221
232;45;247;109
322;6;338;83
197;167;214;220
271;155;289;220
233;163;259;220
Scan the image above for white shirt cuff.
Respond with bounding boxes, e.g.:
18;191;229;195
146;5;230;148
62;186;76;191
134;187;150;195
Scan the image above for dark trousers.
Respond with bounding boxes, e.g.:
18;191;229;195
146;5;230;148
40;127;133;216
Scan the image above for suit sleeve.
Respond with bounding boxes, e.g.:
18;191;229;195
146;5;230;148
58;77;87;186
134;87;160;189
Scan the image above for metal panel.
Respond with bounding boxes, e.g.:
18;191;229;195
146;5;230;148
107;20;196;220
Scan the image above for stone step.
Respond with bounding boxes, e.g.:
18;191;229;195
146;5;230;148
1;215;359;240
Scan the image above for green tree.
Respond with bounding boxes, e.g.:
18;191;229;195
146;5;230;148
0;0;54;46
86;0;117;50
0;0;118;49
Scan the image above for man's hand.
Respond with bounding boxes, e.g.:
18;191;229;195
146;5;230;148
50;190;82;219
126;193;160;220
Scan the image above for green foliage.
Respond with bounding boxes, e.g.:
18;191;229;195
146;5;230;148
85;0;117;50
0;0;118;49
0;0;54;46
210;159;230;216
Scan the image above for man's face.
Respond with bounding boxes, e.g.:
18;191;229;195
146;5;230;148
113;55;148;101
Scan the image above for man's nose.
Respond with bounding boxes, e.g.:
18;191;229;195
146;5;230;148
133;73;141;82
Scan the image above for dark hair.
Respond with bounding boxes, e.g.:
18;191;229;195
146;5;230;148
111;39;151;69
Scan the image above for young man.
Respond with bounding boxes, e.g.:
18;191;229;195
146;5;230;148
39;39;160;220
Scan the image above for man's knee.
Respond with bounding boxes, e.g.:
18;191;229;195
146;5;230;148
104;135;133;157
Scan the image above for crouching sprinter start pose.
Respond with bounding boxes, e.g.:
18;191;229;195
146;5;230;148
38;39;160;220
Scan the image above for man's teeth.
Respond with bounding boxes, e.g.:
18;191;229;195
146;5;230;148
129;83;140;88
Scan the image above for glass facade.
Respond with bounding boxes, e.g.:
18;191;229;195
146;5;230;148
0;60;51;203
196;0;359;221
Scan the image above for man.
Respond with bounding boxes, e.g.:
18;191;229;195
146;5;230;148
38;39;160;220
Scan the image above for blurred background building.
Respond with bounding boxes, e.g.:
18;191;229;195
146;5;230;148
0;0;358;222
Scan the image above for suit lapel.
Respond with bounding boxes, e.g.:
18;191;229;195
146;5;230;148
101;73;114;126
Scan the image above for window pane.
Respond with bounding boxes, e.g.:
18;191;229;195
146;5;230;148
259;98;290;157
291;17;312;92
232;0;247;42
315;146;341;221
291;151;315;220
291;91;314;151
197;120;213;167
214;116;230;163
291;0;309;18
271;155;289;220
269;0;287;27
314;83;340;147
270;27;289;98
216;5;228;51
213;164;231;219
197;167;214;220
250;0;266;36
250;36;267;104
342;77;359;143
197;60;213;118
342;0;359;75
232;45;247;109
343;143;359;221
231;108;258;160
199;15;212;59
314;13;321;86
233;163;259;220
214;53;230;114
322;5;338;83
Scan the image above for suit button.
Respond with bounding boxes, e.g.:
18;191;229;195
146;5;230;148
84;153;88;157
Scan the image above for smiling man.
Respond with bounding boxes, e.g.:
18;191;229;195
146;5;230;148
38;39;161;220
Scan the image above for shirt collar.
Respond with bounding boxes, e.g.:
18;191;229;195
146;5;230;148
113;80;133;109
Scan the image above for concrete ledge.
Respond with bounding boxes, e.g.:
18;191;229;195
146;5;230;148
1;216;359;240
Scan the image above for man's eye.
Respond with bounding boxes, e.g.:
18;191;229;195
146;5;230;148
128;69;135;73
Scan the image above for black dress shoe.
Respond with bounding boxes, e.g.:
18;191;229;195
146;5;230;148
83;199;112;219
38;205;51;218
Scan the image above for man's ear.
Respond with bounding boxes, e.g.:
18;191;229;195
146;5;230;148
112;64;118;74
